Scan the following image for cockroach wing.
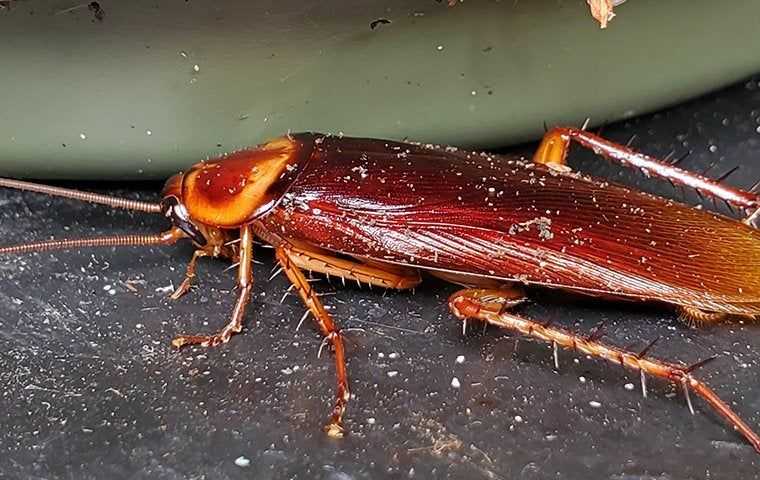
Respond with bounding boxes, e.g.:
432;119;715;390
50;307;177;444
269;134;760;316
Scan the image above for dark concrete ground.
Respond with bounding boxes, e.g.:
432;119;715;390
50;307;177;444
1;75;760;479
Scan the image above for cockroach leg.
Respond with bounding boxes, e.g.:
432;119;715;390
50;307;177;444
275;245;350;438
449;287;760;453
429;270;517;290
170;249;210;300
171;225;254;348
533;127;760;215
271;241;418;435
284;240;422;290
170;229;240;300
678;305;728;328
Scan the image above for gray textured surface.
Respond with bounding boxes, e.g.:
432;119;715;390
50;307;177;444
1;76;760;479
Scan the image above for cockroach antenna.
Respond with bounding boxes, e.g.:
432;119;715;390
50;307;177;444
0;229;182;255
0;177;162;213
0;179;180;256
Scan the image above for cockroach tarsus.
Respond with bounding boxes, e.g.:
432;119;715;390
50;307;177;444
1;127;760;452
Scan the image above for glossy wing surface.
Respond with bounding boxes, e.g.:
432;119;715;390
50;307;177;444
271;134;760;315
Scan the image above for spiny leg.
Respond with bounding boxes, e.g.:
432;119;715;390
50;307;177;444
170;231;241;300
284;239;421;290
274;243;420;435
678;305;728;328
170;249;210;300
171;225;254;348
448;287;760;453
533;127;760;219
275;245;351;437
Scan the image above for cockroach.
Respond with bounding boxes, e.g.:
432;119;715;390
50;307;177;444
2;127;760;452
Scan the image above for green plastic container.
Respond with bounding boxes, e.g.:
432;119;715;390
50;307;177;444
1;0;758;178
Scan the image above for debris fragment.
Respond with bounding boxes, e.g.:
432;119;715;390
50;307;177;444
370;18;391;30
445;0;625;28
88;2;105;22
508;217;554;241
587;0;626;28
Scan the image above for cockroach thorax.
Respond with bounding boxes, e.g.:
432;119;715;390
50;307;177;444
163;136;311;229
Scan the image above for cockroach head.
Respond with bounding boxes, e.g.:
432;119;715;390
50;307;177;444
160;136;307;230
159;193;207;247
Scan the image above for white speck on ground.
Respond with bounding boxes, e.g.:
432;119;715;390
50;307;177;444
155;284;174;294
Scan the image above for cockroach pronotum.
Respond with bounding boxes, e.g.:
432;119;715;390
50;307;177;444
2;127;760;453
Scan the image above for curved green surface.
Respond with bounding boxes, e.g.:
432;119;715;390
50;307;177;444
0;0;759;179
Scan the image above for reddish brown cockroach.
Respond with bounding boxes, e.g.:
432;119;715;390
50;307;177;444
1;127;760;451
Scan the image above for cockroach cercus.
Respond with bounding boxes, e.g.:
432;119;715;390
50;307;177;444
2;127;760;452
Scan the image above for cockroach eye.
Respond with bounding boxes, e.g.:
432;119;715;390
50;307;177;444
160;196;207;247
